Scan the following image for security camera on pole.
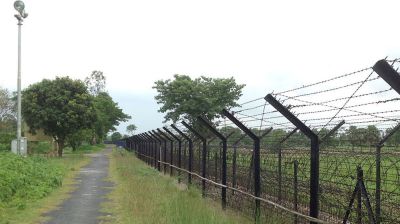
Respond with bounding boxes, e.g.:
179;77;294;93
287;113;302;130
12;0;28;156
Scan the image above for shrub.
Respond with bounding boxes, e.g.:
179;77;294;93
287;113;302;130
0;132;14;151
31;141;52;154
0;152;63;210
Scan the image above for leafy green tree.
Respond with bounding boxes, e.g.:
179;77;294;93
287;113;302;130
22;77;96;157
91;92;130;143
318;127;339;147
67;129;92;151
364;125;380;146
263;129;286;150
386;127;400;147
126;124;137;136
347;126;359;149
111;132;122;141
153;75;245;125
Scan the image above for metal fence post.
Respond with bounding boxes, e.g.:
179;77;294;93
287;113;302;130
198;116;229;209
152;130;167;174
372;60;400;224
171;124;193;184
164;127;182;179
182;121;207;197
149;131;162;171
374;123;400;224
294;160;299;224
265;94;320;223
222;109;261;223
357;167;362;224
146;133;158;168
141;133;152;167
158;128;174;176
138;134;146;161
247;128;273;191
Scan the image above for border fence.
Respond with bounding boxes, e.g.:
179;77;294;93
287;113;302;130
124;58;400;223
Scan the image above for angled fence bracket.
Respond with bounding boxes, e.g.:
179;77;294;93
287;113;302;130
222;109;261;223
198;116;228;208
182;121;207;197
157;128;174;176
171;124;193;184
265;94;320;223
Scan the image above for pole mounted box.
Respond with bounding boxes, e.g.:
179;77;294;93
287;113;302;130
11;137;27;156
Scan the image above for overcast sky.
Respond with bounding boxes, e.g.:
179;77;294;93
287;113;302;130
1;0;400;135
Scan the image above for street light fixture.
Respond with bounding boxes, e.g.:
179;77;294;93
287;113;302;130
14;0;28;155
14;1;28;20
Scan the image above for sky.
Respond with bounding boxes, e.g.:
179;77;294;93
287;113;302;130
1;0;400;135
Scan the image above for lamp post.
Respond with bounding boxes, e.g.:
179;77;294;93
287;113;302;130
14;0;28;155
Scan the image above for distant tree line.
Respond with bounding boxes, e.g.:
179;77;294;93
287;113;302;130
214;125;400;150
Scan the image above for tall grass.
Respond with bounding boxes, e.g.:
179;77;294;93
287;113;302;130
103;149;253;224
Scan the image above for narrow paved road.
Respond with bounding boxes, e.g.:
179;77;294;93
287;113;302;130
43;146;113;224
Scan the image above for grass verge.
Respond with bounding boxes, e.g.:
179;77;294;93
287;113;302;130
102;149;252;224
0;153;91;224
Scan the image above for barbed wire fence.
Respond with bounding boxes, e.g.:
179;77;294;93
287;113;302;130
125;58;400;224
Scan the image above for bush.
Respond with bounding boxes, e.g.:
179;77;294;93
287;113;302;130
0;132;14;151
0;152;63;210
30;141;52;154
0;143;9;151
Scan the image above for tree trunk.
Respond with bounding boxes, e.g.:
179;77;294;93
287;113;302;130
58;139;65;157
91;135;97;145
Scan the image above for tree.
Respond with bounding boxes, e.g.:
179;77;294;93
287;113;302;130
364;125;380;146
91;92;130;143
263;129;286;150
0;86;16;125
84;71;106;96
67;129;92;151
386;127;400;147
153;75;245;125
318;127;339;147
126;124;137;136
346;126;367;149
111;132;122;141
22;77;96;157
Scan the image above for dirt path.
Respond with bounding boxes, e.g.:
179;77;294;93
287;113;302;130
43;146;113;224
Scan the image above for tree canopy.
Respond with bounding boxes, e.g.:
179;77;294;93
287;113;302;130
22;77;96;156
91;92;130;143
153;75;245;124
111;132;122;141
126;124;137;135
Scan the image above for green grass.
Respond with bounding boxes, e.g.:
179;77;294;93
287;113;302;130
0;153;91;224
102;149;253;224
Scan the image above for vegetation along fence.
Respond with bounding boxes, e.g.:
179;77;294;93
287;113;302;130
124;58;400;224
